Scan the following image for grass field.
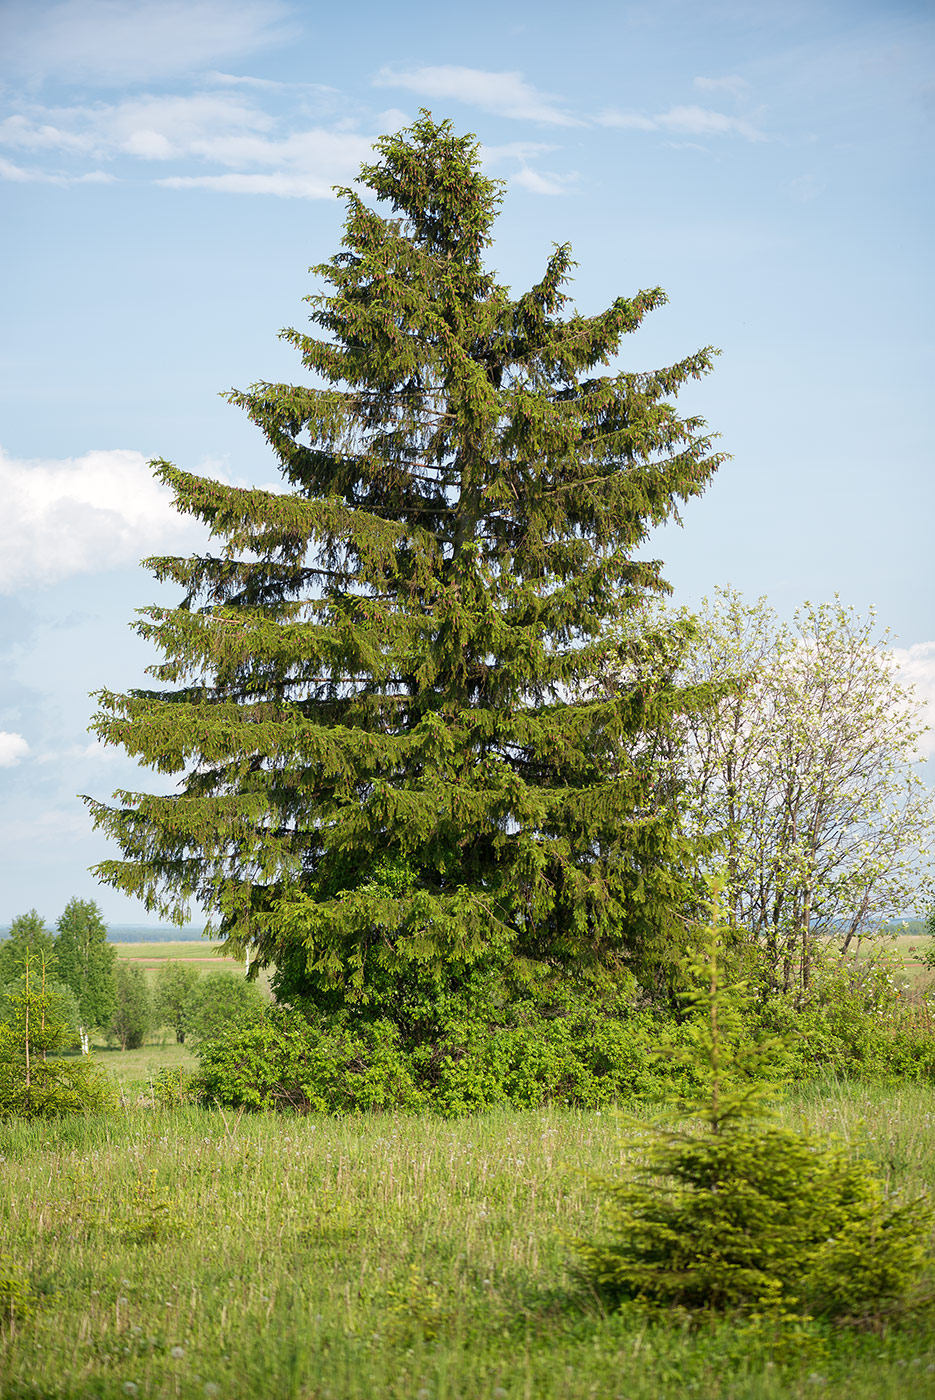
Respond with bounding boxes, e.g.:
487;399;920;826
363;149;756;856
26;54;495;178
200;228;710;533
1;1082;934;1400
112;942;274;998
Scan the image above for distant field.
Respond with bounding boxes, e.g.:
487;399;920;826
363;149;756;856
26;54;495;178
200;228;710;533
113;940;241;969
109;941;274;1025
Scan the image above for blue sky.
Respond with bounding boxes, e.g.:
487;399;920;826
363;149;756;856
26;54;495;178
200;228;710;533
0;0;932;925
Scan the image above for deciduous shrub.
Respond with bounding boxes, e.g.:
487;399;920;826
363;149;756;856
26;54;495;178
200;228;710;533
153;961;201;1043
193;995;703;1114
185;970;266;1044
107;961;152;1050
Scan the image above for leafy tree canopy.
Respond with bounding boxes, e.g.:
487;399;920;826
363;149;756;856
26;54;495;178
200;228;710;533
54;897;117;1037
87;113;725;1030
0;911;55;986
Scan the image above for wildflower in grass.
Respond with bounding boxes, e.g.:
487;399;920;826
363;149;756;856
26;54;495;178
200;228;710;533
170;1344;185;1359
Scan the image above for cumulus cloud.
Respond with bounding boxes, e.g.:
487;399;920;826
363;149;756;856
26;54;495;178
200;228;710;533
2;0;294;85
890;642;935;759
373;66;582;127
598;104;764;141
0;733;30;767
0;447;215;592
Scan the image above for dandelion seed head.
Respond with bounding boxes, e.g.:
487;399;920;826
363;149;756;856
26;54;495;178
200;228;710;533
170;1345;185;1360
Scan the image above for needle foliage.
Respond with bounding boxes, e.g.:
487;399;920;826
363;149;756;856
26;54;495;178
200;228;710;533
87;114;724;1032
577;894;934;1322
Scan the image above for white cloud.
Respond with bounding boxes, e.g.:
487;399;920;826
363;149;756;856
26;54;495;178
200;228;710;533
0;447;215;592
0;155;113;184
157;127;376;197
36;741;112;764
0;93;275;162
158;171;332;197
2;0;294;84
373;66;582;127
1;96;376;197
890;642;935;759
205;71;289;91
0;733;30;768
598;104;764;141
512;167;578;195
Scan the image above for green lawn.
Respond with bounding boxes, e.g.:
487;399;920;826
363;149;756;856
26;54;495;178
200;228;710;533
1;1083;934;1400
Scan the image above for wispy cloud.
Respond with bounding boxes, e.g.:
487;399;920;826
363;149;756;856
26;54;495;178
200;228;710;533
0;733;30;768
0;93;377;197
512;167;578;195
1;88;573;198
598;104;765;141
1;93;276;161
373;65;583;127
0;447;215;592
0;154;113;184
2;0;295;85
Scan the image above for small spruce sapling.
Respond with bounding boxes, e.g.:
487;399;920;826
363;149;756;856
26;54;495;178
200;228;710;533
576;885;933;1322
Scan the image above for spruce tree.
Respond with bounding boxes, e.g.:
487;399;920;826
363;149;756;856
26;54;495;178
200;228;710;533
87;114;724;1030
54;898;117;1054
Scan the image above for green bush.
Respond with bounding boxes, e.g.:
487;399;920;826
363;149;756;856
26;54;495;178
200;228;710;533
578;1120;932;1321
185;970;267;1044
577;921;934;1323
0;976;81;1051
0;960;114;1120
757;949;935;1082
188;917;935;1117
193;995;704;1115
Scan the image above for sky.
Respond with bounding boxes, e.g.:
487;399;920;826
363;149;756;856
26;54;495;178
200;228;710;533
0;0;933;926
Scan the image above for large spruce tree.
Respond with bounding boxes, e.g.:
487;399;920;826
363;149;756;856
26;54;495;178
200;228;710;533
87;115;724;1028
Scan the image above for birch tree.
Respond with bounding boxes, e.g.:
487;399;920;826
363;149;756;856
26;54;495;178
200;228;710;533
674;589;934;993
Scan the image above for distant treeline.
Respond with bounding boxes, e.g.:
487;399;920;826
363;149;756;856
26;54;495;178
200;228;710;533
1;921;928;943
0;924;206;943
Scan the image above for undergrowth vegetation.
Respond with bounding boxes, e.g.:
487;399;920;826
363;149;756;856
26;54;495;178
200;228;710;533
170;940;935;1117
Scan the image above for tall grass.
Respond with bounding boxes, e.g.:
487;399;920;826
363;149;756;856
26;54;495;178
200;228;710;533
0;1085;933;1399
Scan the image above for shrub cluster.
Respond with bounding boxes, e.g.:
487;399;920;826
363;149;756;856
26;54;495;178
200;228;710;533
187;937;935;1116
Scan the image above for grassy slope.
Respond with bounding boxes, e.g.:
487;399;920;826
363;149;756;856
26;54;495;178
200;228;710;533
0;1085;934;1400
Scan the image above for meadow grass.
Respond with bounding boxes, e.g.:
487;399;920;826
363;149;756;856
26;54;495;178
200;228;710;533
91;1040;197;1090
1;1082;934;1400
